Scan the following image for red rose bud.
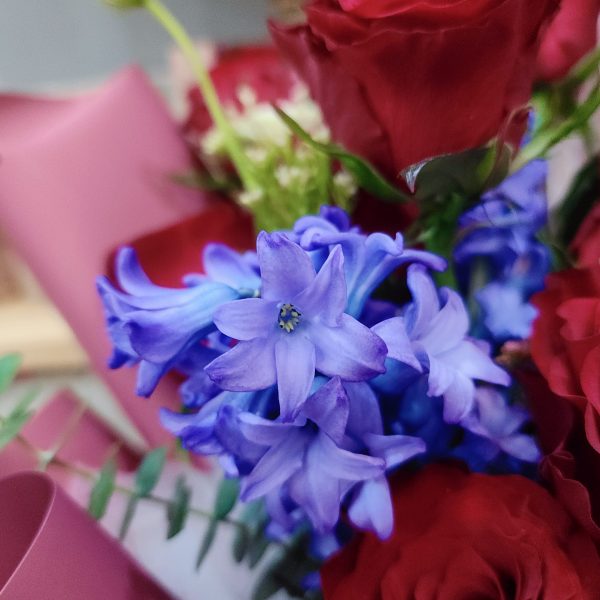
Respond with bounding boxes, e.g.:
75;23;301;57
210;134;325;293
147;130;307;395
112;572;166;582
536;0;600;81
572;200;600;267
271;0;559;177
322;464;600;600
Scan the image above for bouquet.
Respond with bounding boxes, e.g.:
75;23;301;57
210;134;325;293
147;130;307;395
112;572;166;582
1;0;600;598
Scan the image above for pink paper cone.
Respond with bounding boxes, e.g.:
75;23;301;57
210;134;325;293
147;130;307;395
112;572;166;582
0;67;209;446
0;471;174;599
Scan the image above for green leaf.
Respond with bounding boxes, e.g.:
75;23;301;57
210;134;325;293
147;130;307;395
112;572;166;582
167;475;191;539
232;524;250;563
247;534;270;569
196;518;218;569
0;354;21;393
88;458;117;520
232;500;266;564
251;555;285;600
406;144;510;202
119;495;139;541
0;390;36;452
274;106;407;202
214;477;239;520
135;446;167;497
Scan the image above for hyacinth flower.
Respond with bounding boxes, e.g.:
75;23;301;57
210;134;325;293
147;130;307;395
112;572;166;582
233;378;386;533
205;232;387;420
454;160;551;342
97;244;260;396
373;264;510;423
293;206;446;317
343;382;426;538
459;386;540;464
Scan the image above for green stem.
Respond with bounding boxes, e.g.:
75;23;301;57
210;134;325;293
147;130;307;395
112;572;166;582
568;45;600;86
143;0;257;190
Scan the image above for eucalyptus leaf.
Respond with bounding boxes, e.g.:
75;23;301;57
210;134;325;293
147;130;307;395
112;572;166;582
167;475;191;539
247;534;270;569
88;458;117;520
0;390;37;452
214;477;239;520
232;500;267;565
251;555;285;600
0;354;21;393
274;106;407;202
196;518;219;569
118;495;139;541
135;446;167;497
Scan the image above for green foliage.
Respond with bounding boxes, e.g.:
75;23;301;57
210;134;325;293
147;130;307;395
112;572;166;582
405;144;510;203
274;107;407;203
196;477;240;569
0;390;36;452
167;475;192;539
119;447;167;540
555;154;600;248
88;458;117;520
0;354;21;393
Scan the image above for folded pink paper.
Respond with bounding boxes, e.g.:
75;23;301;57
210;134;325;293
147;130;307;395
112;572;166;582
0;471;174;599
0;67;210;447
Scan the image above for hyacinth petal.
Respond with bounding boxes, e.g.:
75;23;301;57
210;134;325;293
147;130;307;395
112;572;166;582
404;264;441;338
202;243;260;290
426;354;455;397
293;245;347;324
345;381;384;438
348;477;394;539
475;387;528;436
136;360;168;397
418;288;469;354
303;377;349;444
115;246;174;296
372;317;421;371
241;433;306;501
442;340;510;387
399;248;447;272
310;315;387;381
499;434;541;463
236;411;298;446
126;283;239;363
257;232;315;301
205;337;277;391
443;373;475;423
317;433;385;481
364;433;426;468
275;334;316;420
213;298;278;340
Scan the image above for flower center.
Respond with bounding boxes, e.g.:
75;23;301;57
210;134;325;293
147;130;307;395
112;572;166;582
278;303;301;333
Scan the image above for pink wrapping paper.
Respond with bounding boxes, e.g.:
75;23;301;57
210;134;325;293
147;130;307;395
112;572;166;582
0;67;209;446
0;471;173;599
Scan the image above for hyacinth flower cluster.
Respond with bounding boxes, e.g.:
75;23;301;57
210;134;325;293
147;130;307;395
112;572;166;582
454;160;551;344
98;207;540;547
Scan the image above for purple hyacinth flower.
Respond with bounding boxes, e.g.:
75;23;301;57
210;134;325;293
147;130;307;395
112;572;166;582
373;264;510;423
343;382;426;538
293;207;446;318
461;386;540;463
234;378;385;533
97;245;260;396
205;232;387;420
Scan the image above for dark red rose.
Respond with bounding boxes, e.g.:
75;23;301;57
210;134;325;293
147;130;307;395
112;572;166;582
572;201;600;267
184;44;297;137
518;367;600;542
530;266;600;452
271;0;559;177
322;464;600;600
537;0;600;81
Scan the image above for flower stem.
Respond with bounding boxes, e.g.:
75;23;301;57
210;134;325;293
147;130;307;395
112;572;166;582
143;0;257;190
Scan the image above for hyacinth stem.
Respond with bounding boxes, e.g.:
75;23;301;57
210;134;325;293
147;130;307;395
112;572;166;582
143;0;257;191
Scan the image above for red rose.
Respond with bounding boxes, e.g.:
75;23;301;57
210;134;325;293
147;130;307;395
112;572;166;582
537;0;600;81
518;367;600;542
184;44;297;137
322;464;600;600
530;266;600;452
271;0;559;177
572;201;600;267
